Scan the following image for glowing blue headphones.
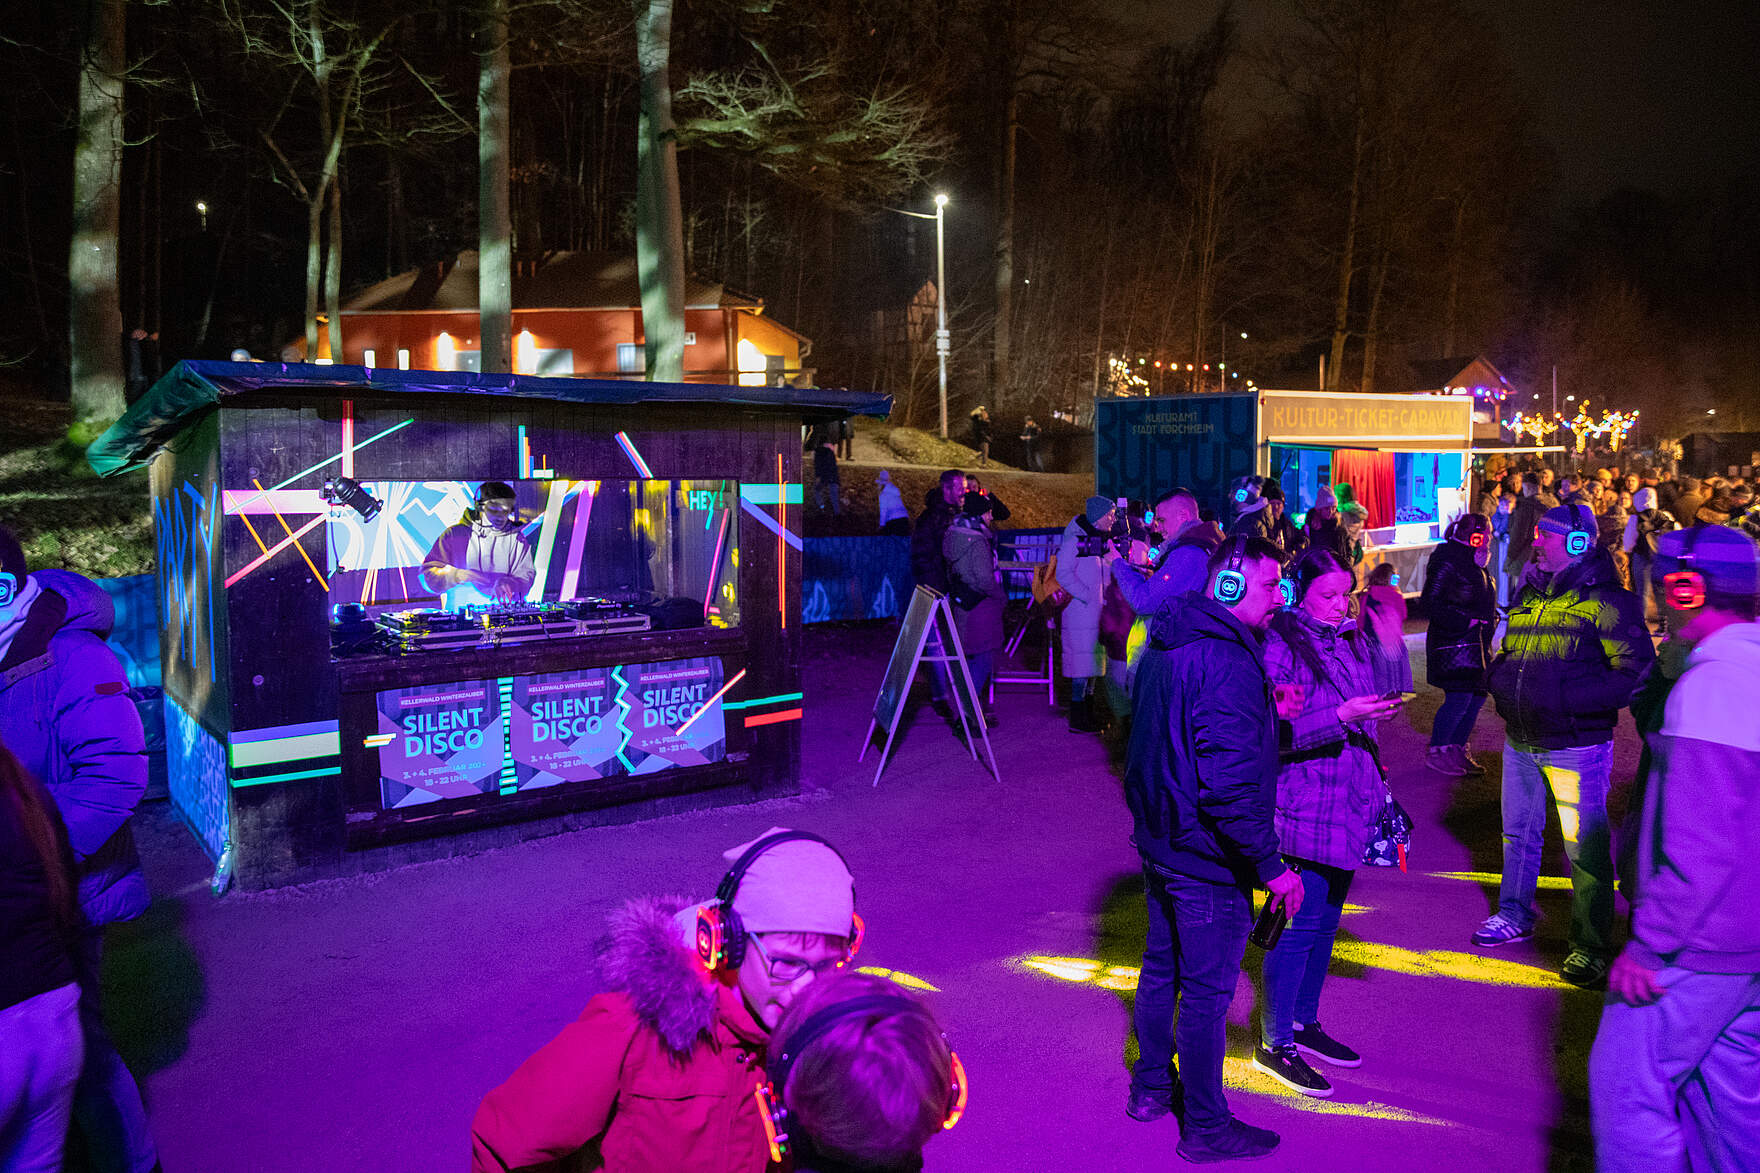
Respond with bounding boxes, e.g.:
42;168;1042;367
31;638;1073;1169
1277;578;1297;606
1565;503;1592;557
1211;536;1251;605
0;571;17;609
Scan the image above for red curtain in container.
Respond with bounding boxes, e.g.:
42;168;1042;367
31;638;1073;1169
1331;449;1396;529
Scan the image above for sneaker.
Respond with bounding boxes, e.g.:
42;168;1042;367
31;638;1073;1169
1452;745;1486;775
1126;1086;1173;1122
1426;746;1469;776
1560;950;1611;989
1471;913;1534;948
1176;1118;1281;1164
1251;1044;1333;1098
1292;1021;1362;1068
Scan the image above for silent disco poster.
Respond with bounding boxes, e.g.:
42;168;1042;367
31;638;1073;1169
374;680;506;809
619;657;727;775
510;668;625;790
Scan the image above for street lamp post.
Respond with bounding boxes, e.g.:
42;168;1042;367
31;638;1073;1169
933;194;950;440
897;194;952;438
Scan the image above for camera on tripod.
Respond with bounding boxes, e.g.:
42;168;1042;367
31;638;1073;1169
320;476;383;520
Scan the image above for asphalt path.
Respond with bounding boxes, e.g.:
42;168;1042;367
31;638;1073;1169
111;622;1639;1171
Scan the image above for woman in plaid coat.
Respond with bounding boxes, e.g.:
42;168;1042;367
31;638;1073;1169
1253;548;1406;1099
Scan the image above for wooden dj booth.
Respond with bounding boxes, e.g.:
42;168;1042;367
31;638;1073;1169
88;361;888;888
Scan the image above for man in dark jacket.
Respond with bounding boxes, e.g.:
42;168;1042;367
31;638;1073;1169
910;470;967;707
0;527;157;1172
1479;504;1655;988
1503;473;1556;585
1123;536;1304;1164
1113;489;1219;686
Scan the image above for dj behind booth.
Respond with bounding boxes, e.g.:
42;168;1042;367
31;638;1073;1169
86;361;888;889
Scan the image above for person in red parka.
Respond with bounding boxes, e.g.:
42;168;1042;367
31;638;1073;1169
470;829;862;1173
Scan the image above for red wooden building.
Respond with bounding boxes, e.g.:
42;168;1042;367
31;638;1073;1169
302;250;811;386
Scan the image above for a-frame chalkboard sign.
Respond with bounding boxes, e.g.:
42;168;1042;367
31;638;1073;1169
859;585;999;786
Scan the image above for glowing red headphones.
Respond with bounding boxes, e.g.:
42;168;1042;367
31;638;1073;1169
1661;525;1708;611
754;994;967;1163
695;831;864;974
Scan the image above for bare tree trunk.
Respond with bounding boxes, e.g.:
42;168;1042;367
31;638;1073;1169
1090;217;1112;400
303;198;322;356
478;0;513;373
1362;237;1391;394
634;0;687;382
1327;113;1365;391
325;170;343;362
69;0;127;421
1443;191;1464;356
992;86;1017;407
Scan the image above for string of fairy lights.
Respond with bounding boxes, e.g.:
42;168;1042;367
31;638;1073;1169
1503;400;1640;453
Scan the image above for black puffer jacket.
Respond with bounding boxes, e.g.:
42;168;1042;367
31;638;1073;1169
909;492;958;595
1124;596;1284;887
1486;547;1654;749
1421;541;1496;692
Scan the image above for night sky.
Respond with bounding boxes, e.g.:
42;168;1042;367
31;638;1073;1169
1125;0;1760;207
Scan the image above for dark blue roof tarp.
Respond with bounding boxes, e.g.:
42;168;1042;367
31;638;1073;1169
87;361;893;476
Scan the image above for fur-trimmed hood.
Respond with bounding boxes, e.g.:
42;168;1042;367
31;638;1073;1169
594;894;760;1058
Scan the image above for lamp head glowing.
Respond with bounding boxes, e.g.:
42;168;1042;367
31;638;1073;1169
934;193;948;208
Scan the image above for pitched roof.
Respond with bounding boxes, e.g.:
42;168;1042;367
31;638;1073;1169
340;251;761;313
87;361;891;476
1406;354;1512;393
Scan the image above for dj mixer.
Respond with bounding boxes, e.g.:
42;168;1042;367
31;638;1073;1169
374;598;651;653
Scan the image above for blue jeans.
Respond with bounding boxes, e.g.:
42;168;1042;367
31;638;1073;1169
1260;863;1353;1050
1631;553;1655;623
964;650;993;703
1498;739;1615;956
1429;690;1486;747
73;927;158;1173
0;982;83;1173
1590;969;1760;1173
1130;865;1253;1136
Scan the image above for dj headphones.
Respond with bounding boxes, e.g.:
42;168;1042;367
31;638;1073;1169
1661;524;1709;611
0;570;17;609
1449;513;1491;550
695;831;864;974
754;994;968;1163
1564;502;1593;557
1210;535;1252;605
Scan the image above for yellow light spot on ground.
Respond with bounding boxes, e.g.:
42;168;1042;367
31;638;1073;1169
854;966;941;992
1330;940;1569;990
1342;902;1374;915
1427;871;1573;891
1220;1058;1453;1125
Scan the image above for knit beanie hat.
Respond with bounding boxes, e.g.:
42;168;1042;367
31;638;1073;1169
1085;496;1113;524
1261;482;1285;503
722;828;855;938
1652;526;1760;608
1633;487;1656;513
1314;487;1337;511
963;490;992;518
1539;503;1597;543
875;469;892;484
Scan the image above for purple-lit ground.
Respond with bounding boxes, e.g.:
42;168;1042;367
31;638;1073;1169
113;625;1633;1171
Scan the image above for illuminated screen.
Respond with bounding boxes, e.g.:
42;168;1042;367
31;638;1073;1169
371;655;728;810
324;478;739;622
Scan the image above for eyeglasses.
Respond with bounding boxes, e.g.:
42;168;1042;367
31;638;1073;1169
748;934;850;984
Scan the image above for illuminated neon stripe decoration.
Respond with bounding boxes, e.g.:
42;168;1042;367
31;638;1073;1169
744;708;802;728
738;497;803;551
778;454;787;626
226;418;413;516
557;481;599;602
722;692;804;711
614;431;654;478
255;478;328;588
704;509;731;619
223;489;328;516
341;399;355;478
229;719;342;768
224;514;326;588
674;668;747;738
231;765;342;788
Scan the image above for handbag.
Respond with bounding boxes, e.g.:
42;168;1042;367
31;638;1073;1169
1360;739;1412;871
1031;553;1073;616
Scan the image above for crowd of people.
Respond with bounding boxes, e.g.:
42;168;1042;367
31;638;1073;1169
6;439;1759;1171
